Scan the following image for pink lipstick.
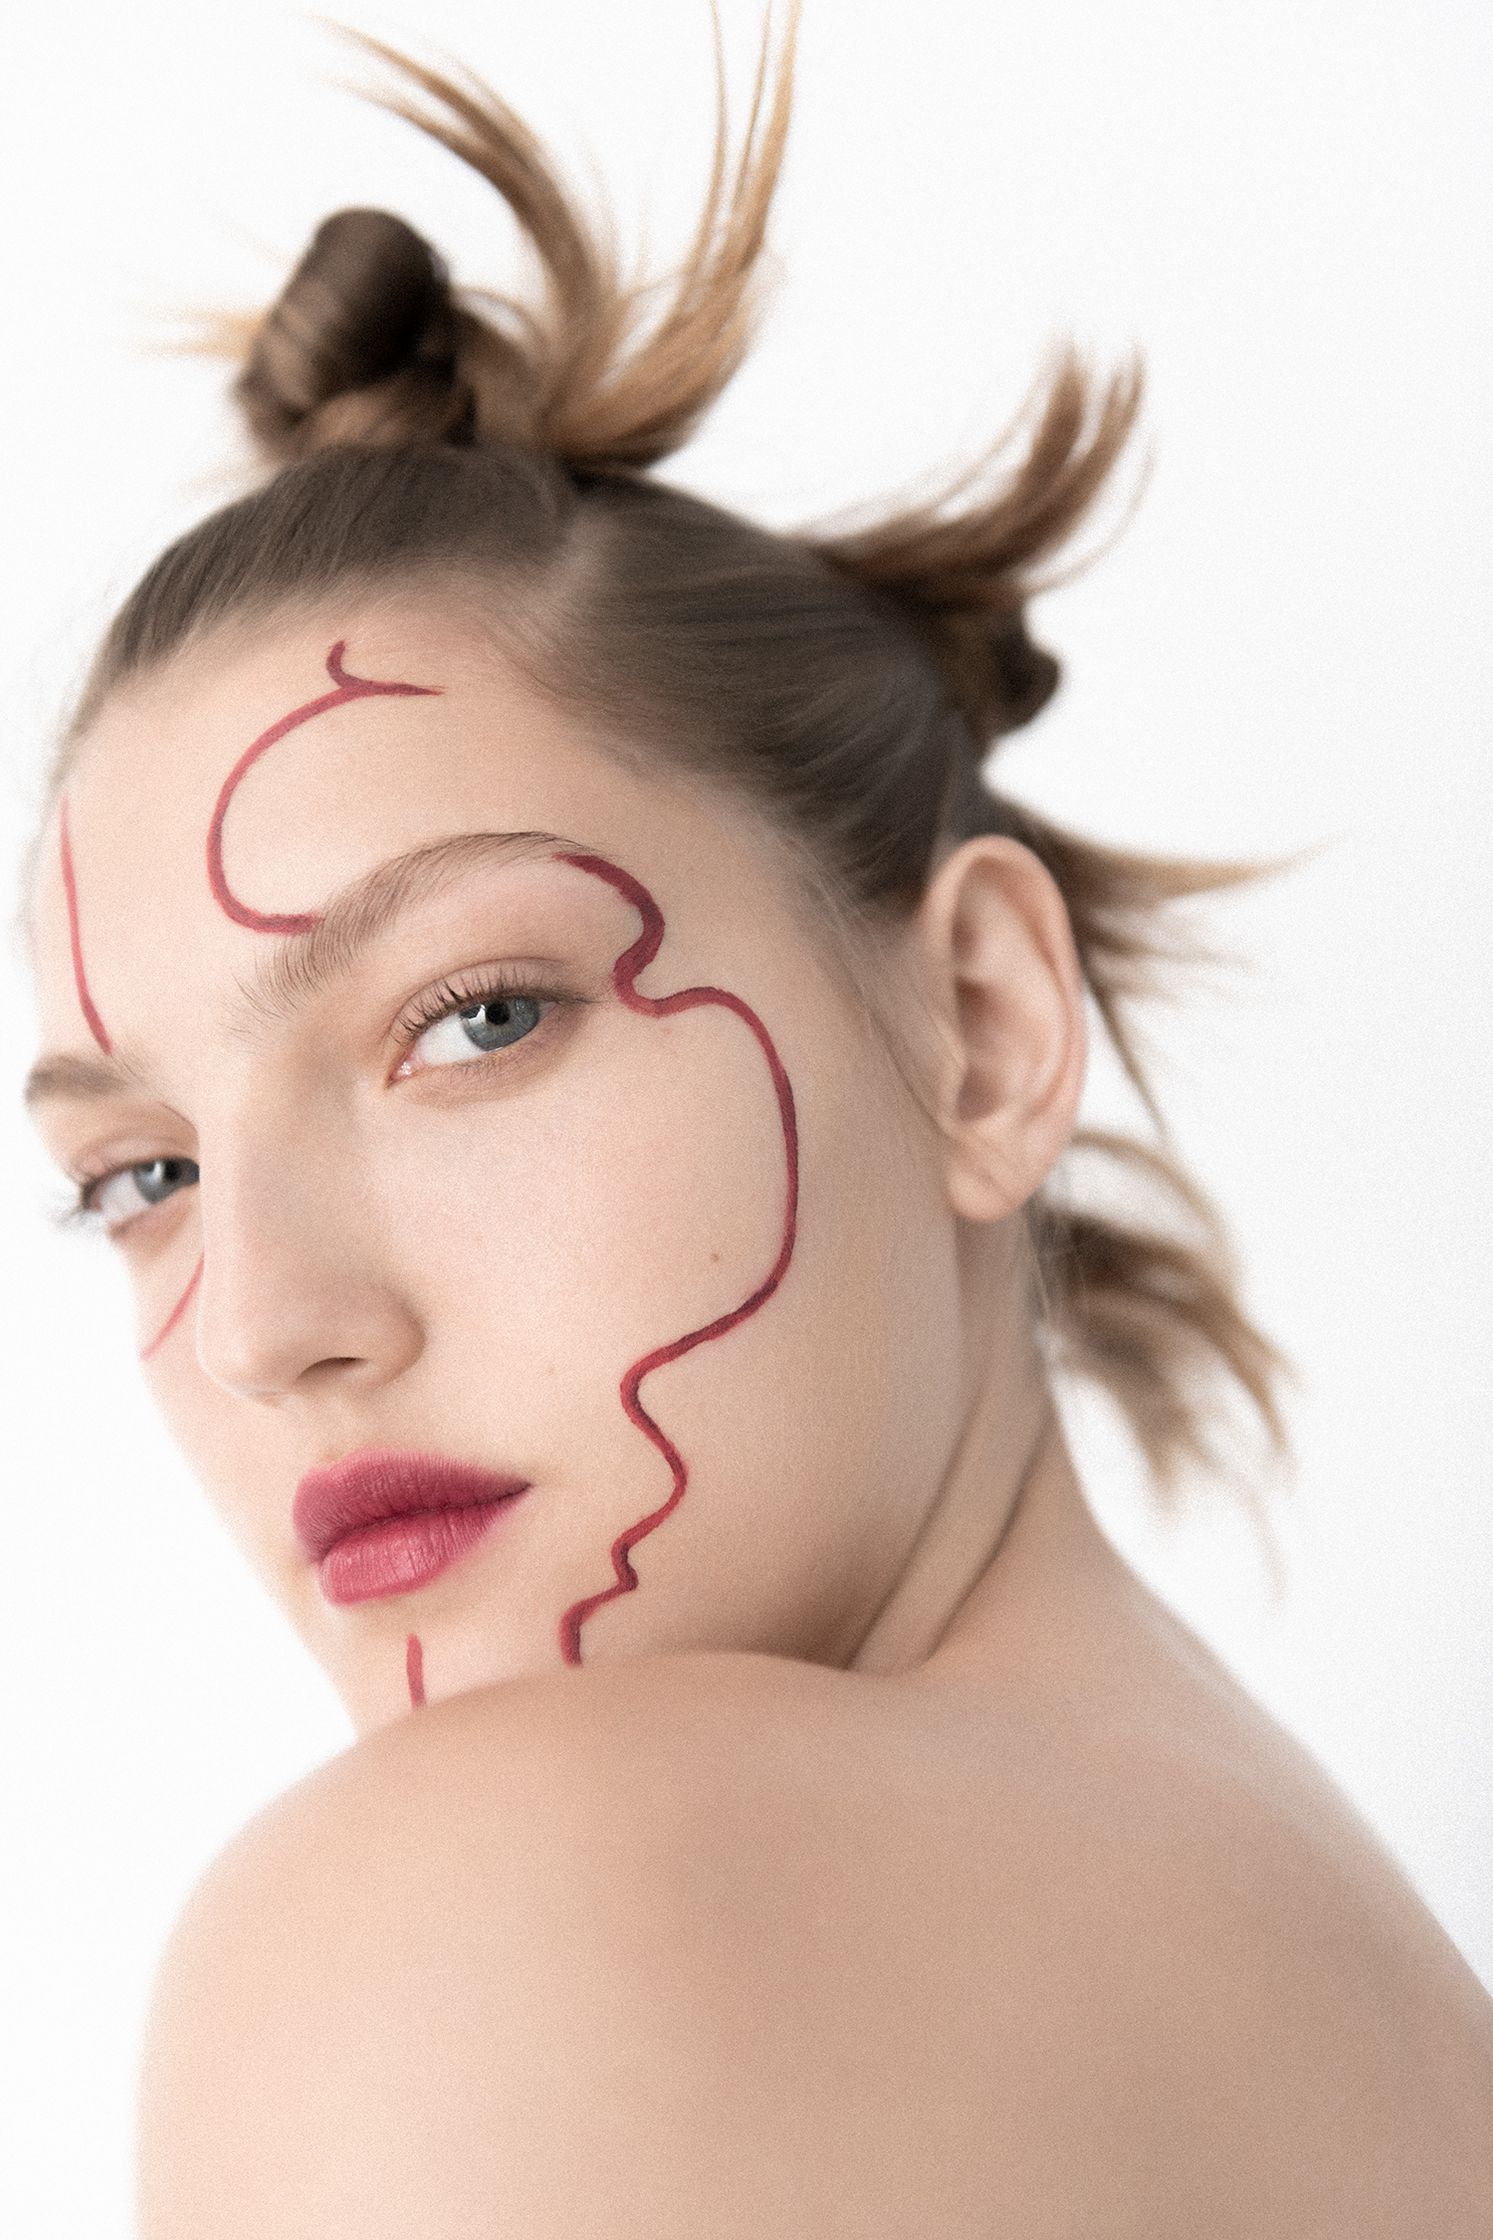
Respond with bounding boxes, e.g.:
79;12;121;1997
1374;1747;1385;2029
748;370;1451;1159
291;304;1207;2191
293;1449;532;1607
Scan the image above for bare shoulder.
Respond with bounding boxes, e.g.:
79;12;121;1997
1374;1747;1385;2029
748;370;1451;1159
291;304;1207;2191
134;1651;857;2240
138;1646;1493;2238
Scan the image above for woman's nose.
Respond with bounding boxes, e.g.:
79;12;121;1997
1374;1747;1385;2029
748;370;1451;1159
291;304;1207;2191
190;1128;422;1403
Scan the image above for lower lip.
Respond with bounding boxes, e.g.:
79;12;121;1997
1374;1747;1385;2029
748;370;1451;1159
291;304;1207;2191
317;1495;528;1606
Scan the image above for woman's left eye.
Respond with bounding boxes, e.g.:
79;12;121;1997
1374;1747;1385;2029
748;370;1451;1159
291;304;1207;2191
399;976;563;1075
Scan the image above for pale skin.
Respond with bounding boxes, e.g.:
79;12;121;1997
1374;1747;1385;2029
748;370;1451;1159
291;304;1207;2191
25;589;1493;2234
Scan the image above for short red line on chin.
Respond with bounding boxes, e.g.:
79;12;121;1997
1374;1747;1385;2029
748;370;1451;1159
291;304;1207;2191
553;850;800;1667
205;640;442;933
406;1632;426;1708
58;797;113;1053
139;1254;204;1362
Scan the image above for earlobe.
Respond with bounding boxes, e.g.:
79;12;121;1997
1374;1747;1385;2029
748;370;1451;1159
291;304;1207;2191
920;836;1088;1225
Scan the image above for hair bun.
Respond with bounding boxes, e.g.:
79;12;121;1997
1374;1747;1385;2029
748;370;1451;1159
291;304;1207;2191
986;610;1060;732
236;207;471;460
923;603;1061;744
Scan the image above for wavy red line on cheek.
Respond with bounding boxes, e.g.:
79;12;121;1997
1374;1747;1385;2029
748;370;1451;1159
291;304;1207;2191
406;1633;426;1708
206;639;441;932
140;1253;204;1363
58;798;113;1053
553;851;800;1667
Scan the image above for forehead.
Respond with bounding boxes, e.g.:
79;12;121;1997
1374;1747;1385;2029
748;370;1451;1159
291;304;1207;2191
26;598;831;1085
60;601;684;897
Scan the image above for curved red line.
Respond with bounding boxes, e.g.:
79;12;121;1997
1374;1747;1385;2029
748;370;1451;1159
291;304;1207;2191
553;850;800;1665
199;640;441;1714
206;640;441;933
58;797;113;1053
140;1252;204;1362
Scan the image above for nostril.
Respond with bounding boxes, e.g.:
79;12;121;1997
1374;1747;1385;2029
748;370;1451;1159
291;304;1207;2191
296;1352;407;1398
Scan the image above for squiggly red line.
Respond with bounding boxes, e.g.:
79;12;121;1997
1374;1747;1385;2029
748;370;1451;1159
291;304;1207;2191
140;1254;204;1363
553;850;799;1666
205;640;441;932
133;644;440;1373
57;791;203;1366
58;797;113;1053
206;644;442;1708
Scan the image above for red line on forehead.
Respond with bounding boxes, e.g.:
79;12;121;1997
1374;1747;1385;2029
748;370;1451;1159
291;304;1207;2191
58;797;114;1053
206;640;441;934
554;848;800;1667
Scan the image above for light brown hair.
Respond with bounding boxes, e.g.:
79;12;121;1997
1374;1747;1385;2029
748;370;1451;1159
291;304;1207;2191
50;6;1298;1533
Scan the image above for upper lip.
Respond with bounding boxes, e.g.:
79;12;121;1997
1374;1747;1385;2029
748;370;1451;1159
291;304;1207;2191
292;1448;532;1562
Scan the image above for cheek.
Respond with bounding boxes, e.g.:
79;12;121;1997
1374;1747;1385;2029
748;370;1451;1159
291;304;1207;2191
385;1000;791;1433
389;987;961;1531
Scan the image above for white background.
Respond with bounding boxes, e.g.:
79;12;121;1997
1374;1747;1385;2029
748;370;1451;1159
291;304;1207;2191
1;2;1489;2230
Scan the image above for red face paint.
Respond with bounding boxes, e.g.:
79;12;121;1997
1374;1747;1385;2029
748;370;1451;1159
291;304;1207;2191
58;792;202;1367
66;649;438;1380
58;797;113;1053
140;1253;204;1363
203;643;442;1712
70;644;801;1704
205;640;441;932
552;851;800;1667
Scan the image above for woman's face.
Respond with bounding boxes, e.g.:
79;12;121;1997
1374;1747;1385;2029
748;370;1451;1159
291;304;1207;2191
25;595;971;1735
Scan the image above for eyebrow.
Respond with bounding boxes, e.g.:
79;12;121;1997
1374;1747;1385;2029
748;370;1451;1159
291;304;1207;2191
23;828;581;1113
22;1049;151;1113
229;828;580;1031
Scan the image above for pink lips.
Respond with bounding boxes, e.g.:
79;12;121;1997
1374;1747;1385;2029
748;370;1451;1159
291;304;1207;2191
293;1449;532;1607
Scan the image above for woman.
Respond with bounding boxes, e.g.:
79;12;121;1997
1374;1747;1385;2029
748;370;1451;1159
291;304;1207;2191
21;9;1493;2232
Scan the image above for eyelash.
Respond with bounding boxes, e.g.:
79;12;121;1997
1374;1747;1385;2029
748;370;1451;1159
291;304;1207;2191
55;963;577;1237
392;962;574;1056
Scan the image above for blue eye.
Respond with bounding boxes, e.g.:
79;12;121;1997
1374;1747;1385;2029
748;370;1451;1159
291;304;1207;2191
412;989;548;1068
396;965;583;1080
71;1156;200;1236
